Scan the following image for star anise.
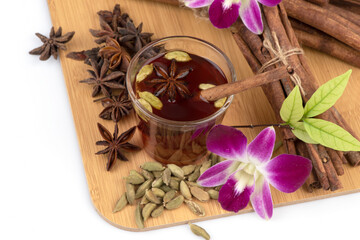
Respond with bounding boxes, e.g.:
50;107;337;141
146;59;192;102
80;59;125;97
96;123;140;171
99;38;131;71
97;4;131;28
66;47;101;66
118;21;153;53
29;26;75;61
99;91;133;122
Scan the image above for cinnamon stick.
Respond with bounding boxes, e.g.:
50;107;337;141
283;0;360;51
325;4;360;26
306;0;329;6
306;144;330;190
326;147;345;176
201;65;292;101
330;0;360;15
318;145;343;191
291;20;360;69
337;151;349;164
296;141;321;192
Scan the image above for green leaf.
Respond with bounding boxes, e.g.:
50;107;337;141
304;70;352;118
280;86;304;123
291;122;318;144
303;118;360;151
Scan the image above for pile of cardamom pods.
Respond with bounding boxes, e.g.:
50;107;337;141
113;153;223;229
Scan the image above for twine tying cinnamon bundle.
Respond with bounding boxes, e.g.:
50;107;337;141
259;32;305;95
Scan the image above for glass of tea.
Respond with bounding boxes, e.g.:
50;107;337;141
126;36;236;166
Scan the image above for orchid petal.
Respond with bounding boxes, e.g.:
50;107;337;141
250;173;273;219
239;0;263;34
263;154;312;193
209;0;240;29
218;170;254;212
257;0;282;7
206;125;247;161
247;127;276;165
183;0;213;8
198;160;241;187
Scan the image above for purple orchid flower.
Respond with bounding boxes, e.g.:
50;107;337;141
198;125;312;219
183;0;282;34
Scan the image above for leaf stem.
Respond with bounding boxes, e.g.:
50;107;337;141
231;123;293;129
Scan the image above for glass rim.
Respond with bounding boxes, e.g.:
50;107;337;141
126;35;236;127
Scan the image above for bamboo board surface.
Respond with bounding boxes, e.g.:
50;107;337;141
47;0;360;232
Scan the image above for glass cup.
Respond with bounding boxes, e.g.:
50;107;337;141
126;36;236;166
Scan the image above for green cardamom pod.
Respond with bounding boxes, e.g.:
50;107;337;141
163;190;176;204
141;169;154;180
142;203;157;221
145;189;161;204
152;178;163;188
141;162;165;172
185;200;205;217
152;171;163;178
135;203;144;229
151;205;164;218
200;160;212;175
180;180;192;200
126;183;135;204
125;170;145;185
151;188;165;198
167;164;185;179
135;179;152;199
113;193;128;213
160;184;172;193
207;189;219;200
190;186;210;202
182;165;196;176
165;195;184;210
162;168;171;186
187;165;201;182
189;223;210;240
169;178;180;191
140;195;149;205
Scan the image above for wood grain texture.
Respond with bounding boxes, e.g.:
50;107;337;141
47;0;360;232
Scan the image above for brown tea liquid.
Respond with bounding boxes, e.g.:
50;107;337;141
135;52;228;165
135;53;227;121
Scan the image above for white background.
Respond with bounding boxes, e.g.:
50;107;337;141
1;0;360;239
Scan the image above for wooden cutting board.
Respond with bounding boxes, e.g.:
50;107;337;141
47;0;360;231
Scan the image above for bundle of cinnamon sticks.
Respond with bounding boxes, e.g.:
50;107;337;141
148;0;360;192
231;4;360;192
285;0;360;68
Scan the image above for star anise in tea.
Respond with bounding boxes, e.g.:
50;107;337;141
80;59;125;97
146;59;192;102
118;21;153;53
96;123;140;171
29;26;75;61
99;38;131;71
99;91;133;122
66;47;101;66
